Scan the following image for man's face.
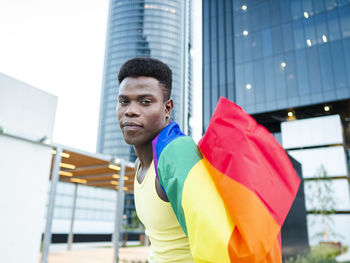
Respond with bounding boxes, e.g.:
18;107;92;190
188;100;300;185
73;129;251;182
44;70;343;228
117;76;172;147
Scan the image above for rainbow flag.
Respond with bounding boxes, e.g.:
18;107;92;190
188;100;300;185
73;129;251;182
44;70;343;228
152;97;300;262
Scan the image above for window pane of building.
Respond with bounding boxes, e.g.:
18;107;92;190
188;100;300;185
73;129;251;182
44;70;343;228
318;44;335;91
339;5;350;38
330;40;348;90
327;9;341;41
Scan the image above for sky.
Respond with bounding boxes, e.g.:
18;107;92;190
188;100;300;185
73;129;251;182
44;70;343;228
0;0;202;153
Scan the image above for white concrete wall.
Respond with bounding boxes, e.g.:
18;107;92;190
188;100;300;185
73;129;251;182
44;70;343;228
0;73;57;263
0;137;53;262
0;72;57;139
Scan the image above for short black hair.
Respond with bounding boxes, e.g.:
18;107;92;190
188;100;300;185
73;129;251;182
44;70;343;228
118;57;172;101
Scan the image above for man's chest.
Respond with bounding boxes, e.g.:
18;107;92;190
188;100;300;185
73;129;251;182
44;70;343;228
137;165;168;202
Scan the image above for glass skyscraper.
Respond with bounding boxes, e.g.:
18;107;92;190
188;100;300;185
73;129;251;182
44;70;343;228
203;0;350;131
203;0;350;250
97;0;192;162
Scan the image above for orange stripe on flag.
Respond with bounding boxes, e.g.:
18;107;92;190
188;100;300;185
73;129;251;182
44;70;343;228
203;158;282;262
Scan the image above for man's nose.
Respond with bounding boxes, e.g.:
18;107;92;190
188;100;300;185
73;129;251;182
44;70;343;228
125;102;140;117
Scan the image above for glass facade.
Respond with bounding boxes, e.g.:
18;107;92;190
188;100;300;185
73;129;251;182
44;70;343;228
52;183;116;222
203;0;350;130
97;0;192;161
45;182;119;237
49;182;135;225
203;0;350;249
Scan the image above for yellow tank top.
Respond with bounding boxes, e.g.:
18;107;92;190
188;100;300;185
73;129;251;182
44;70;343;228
134;161;193;263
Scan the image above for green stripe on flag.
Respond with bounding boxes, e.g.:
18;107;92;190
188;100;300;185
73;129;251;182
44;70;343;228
157;136;202;236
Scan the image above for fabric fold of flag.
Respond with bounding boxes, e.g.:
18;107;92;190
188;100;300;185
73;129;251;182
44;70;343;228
199;97;301;262
152;97;300;262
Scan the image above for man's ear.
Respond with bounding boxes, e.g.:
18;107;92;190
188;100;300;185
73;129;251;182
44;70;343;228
165;99;173;116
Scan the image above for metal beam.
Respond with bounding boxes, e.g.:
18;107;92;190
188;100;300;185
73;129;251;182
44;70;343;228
113;161;126;263
41;146;62;263
307;210;350;214
304;176;350;182
67;183;78;250
285;143;344;151
60;162;134;173
71;171;135;178
62;164;114;172
53;143;115;163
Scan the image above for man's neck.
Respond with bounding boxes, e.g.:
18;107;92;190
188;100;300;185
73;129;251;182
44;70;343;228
134;142;153;169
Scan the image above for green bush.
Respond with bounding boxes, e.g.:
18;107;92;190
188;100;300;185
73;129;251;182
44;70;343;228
284;254;337;263
284;244;342;263
311;244;341;259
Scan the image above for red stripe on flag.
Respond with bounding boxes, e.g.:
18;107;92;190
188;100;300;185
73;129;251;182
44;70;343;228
198;97;300;226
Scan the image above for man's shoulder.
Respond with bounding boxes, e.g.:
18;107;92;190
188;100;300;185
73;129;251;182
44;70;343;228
162;135;202;160
169;135;196;147
154;122;198;157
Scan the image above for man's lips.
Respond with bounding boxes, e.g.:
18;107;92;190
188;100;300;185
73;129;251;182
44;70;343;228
122;122;143;131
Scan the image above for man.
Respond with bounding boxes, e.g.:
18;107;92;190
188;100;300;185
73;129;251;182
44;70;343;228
117;57;194;262
116;57;300;263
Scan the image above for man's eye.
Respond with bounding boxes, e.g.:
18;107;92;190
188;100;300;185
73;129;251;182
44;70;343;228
119;99;128;105
141;100;151;105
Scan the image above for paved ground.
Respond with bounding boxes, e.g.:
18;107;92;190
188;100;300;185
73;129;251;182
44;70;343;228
43;242;350;262
44;242;151;263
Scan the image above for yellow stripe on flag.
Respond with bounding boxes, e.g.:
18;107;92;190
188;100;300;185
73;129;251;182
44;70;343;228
182;159;235;262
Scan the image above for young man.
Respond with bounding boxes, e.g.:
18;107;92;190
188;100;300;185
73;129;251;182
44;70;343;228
116;58;300;263
117;57;194;262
